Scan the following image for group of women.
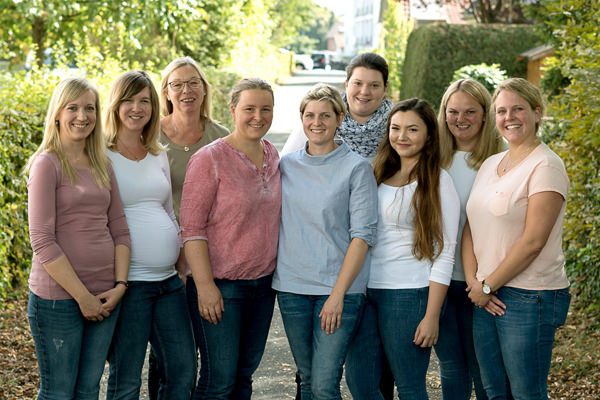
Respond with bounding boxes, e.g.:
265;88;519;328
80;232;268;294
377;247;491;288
26;51;570;400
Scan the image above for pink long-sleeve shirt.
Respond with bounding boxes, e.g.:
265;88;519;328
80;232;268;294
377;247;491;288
180;138;281;280
28;152;131;300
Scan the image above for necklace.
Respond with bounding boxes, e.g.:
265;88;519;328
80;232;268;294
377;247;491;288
502;140;539;173
172;118;204;152
67;152;85;167
118;137;144;161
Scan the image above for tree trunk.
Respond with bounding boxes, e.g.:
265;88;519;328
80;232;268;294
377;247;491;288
32;16;46;68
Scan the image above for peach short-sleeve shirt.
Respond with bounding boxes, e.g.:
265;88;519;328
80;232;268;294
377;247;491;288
466;143;569;290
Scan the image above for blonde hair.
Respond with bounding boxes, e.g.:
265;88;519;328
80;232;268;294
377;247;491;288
438;79;503;170
105;70;163;156
299;84;346;117
492;77;545;133
26;77;110;187
229;78;274;108
160;57;213;121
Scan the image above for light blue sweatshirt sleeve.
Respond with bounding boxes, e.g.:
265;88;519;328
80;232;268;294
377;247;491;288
348;159;378;247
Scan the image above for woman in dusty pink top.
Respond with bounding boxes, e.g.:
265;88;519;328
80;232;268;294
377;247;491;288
180;78;281;399
26;77;131;400
463;78;571;399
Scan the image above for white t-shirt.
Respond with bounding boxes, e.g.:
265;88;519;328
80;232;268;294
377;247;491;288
446;151;478;281
108;150;180;281
368;170;460;289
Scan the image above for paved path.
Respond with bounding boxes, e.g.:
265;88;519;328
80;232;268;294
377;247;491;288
101;70;444;399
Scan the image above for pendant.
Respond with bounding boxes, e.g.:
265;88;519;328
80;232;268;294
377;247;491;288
184;146;190;152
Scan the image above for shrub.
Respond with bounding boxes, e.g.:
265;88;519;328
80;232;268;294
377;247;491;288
401;23;544;109
538;0;600;305
452;63;508;95
0;69;56;299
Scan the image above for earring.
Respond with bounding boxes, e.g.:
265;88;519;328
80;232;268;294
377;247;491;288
55;120;59;126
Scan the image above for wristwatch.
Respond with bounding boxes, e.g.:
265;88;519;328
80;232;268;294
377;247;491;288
482;280;492;295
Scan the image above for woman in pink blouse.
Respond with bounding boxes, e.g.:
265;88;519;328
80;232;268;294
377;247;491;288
26;77;131;399
180;78;281;399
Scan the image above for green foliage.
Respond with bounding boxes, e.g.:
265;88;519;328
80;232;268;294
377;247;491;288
0;69;56;298
0;0;296;74
288;4;335;54
400;23;543;110
536;0;600;304
378;0;413;101
452;63;508;95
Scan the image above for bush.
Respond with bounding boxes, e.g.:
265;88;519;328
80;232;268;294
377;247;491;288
0;69;56;299
537;0;600;305
401;23;544;109
452;63;508;95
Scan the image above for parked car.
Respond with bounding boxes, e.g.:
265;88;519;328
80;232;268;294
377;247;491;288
311;51;350;71
293;54;314;70
311;51;332;70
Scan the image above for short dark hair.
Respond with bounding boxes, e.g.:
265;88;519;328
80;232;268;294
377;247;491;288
346;52;389;86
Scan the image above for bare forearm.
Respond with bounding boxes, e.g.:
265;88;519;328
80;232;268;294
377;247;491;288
114;244;130;282
184;239;214;285
43;254;93;302
425;281;448;320
484;240;544;292
461;221;478;286
330;238;369;297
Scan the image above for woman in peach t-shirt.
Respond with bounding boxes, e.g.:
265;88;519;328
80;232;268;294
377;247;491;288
463;78;570;400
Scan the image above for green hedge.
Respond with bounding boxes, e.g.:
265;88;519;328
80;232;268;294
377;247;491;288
0;70;54;299
538;0;600;305
400;23;544;109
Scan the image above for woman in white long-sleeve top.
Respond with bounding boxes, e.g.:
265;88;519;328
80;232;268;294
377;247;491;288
354;98;460;399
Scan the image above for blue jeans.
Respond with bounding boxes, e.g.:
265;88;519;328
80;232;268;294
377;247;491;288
473;287;571;400
107;275;196;400
27;291;120;400
189;275;275;400
345;297;385;400
369;287;431;400
435;280;487;400
277;291;365;400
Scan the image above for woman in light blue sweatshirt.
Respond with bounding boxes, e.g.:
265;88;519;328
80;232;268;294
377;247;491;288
272;84;378;400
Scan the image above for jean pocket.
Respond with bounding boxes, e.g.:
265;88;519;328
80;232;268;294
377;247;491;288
503;286;539;303
553;289;571;327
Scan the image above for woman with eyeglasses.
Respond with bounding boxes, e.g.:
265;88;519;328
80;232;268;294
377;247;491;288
144;57;229;398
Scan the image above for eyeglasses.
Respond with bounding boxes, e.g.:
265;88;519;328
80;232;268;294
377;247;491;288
167;79;203;92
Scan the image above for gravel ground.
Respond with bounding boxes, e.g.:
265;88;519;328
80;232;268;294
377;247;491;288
100;303;443;399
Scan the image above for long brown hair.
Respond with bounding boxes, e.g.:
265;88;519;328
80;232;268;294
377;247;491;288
105;70;163;156
373;98;443;262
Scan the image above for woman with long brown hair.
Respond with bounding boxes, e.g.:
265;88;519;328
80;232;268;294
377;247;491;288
350;98;460;399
